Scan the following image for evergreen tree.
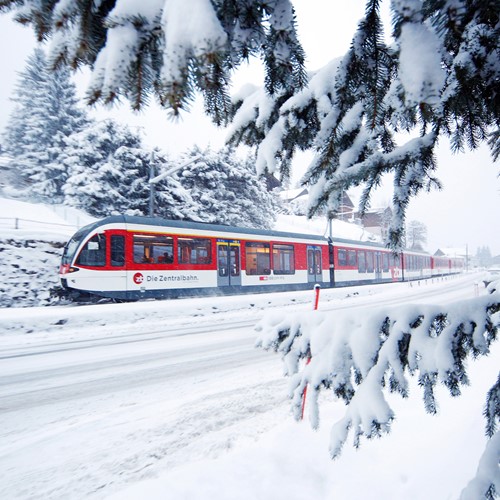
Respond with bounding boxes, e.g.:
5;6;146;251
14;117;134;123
3;47;88;201
62;119;146;217
0;0;305;123
3;48;47;158
477;246;493;268
61;119;197;219
228;0;499;249
176;146;278;229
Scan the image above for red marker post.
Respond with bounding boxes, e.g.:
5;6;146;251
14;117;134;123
301;284;320;420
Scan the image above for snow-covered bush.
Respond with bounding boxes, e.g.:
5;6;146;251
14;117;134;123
256;293;500;498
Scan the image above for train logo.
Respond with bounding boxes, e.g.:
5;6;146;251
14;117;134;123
133;272;144;285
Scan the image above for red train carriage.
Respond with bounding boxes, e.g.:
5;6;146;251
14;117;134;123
59;215;331;300
402;250;433;281
430;255;466;277
333;239;404;285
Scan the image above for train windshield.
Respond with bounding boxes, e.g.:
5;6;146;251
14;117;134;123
61;227;93;265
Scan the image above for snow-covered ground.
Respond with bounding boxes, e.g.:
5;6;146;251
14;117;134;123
0;197;498;500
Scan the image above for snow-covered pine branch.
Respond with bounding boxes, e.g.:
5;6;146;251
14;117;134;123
255;291;500;497
2;1;498;248
1;0;305;119
228;0;499;248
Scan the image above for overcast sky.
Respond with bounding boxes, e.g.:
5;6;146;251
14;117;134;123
0;2;498;256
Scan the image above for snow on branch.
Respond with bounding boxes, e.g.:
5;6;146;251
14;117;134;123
255;292;500;493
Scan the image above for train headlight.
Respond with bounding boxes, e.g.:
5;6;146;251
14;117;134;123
59;264;80;274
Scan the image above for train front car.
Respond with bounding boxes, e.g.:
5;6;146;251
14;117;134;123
59;216;129;301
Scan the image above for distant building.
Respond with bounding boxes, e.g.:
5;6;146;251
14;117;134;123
279;188;393;240
264;173;281;192
434;247;468;258
279;188;357;218
357;207;392;241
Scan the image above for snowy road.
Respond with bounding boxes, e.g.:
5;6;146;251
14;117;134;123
0;273;489;499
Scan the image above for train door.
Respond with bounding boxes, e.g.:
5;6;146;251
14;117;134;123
307;245;323;283
375;251;382;281
217;240;241;287
110;234;127;289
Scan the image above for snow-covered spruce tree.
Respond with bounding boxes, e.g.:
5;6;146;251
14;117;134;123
227;0;499;250
176;146;278;229
0;0;305;124
61;119;196;219
62;119;138;216
3;47;88;201
3;48;46;159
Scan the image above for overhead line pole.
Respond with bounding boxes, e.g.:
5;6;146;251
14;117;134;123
148;153;201;217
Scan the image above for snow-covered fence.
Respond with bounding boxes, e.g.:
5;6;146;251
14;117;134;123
255;292;500;498
0;217;77;231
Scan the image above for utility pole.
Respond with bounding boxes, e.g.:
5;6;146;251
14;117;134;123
148;153;201;217
328;214;335;287
148;151;156;217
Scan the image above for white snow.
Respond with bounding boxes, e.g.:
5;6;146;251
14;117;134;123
0;197;96;240
161;0;227;83
0;196;498;499
398;21;446;106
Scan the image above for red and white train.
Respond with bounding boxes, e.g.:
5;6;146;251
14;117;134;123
59;215;464;301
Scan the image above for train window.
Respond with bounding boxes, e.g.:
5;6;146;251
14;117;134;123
178;238;211;265
382;253;389;272
358;251;366;273
338;249;347;266
347;250;357;266
366;251;374;273
76;234;106;267
273;244;295;274
133;234;174;264
337;248;347;266
391;253;401;267
230;246;240;276
245;242;271;275
110;235;125;267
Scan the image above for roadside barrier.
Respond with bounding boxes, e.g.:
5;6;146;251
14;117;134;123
301;284;320;420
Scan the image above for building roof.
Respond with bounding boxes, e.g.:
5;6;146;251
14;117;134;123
434;247;468;258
